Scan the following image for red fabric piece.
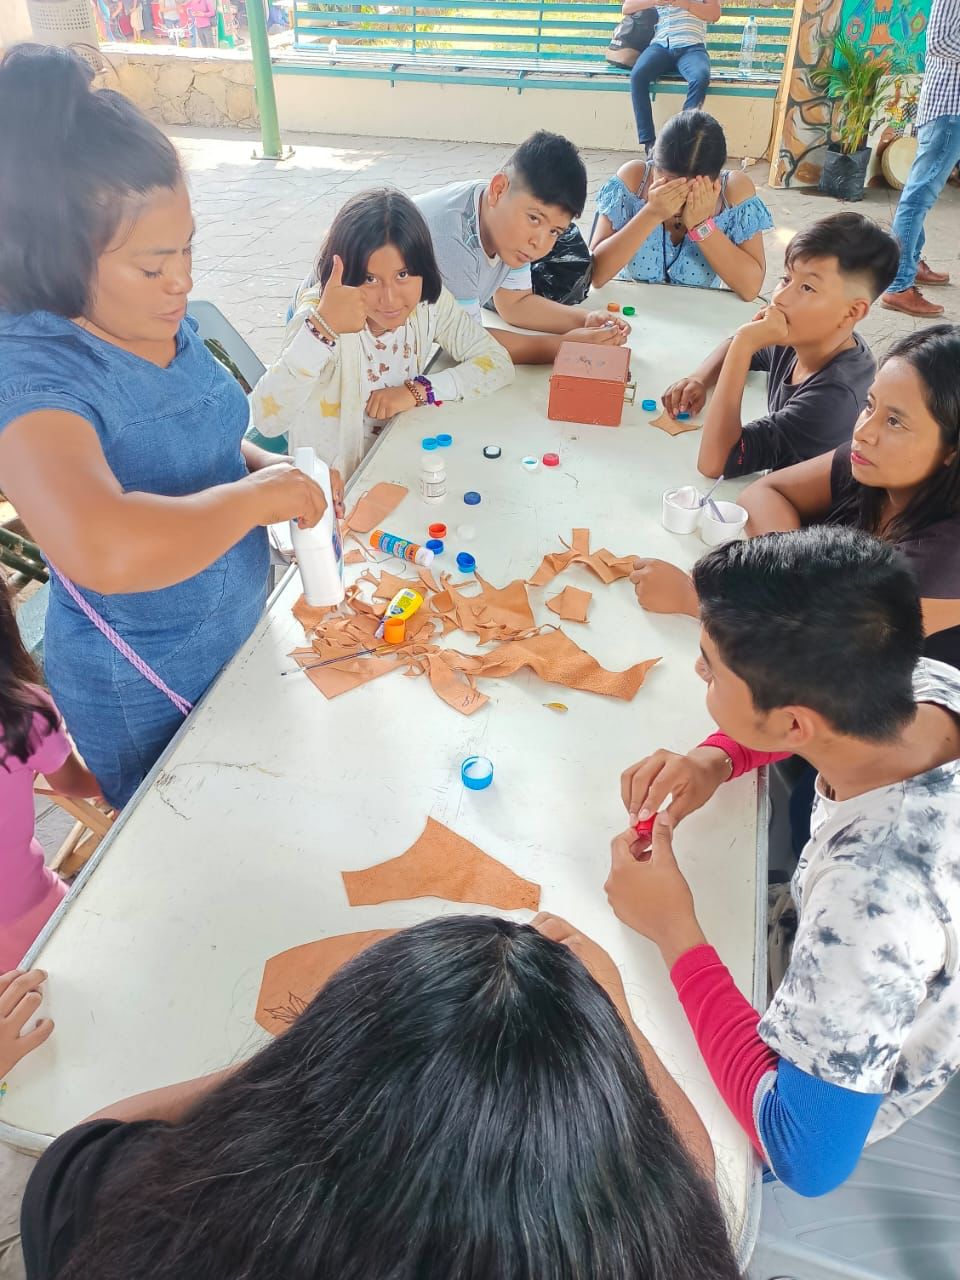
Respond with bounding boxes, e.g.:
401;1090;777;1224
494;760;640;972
698;732;792;780
670;944;779;1157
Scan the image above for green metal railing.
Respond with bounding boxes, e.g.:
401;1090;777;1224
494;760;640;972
289;0;793;77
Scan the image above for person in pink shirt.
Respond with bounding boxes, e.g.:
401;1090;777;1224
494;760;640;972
187;0;216;46
1;582;101;970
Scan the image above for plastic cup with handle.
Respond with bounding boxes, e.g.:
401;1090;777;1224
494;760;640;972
698;499;748;546
661;485;702;534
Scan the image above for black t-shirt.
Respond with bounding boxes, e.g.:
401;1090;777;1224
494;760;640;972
724;333;876;478
829;440;960;669
21;1119;165;1279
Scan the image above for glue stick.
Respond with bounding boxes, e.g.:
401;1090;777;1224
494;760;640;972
290;447;345;607
369;529;435;567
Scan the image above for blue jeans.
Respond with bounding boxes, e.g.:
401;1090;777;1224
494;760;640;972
630;42;711;147
889;114;960;292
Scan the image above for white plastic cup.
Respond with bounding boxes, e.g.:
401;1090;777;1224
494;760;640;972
661;486;702;534
698;500;748;546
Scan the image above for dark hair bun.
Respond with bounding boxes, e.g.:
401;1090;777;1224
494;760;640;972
0;43;93;157
0;43;180;317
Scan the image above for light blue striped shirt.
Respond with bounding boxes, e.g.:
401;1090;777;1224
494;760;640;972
652;4;708;49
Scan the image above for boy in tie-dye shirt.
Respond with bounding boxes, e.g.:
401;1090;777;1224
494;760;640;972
609;527;960;1196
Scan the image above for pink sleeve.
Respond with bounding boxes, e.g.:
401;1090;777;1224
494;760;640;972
697;731;792;779
670;944;779;1156
26;694;72;778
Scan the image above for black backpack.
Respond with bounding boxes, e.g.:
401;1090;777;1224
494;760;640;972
606;10;657;68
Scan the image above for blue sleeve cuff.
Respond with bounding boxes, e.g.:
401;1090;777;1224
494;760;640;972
757;1058;883;1197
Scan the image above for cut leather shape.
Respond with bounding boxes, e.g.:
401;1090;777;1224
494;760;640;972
430;573;535;644
649;410;702;436
441;627;659;702
255;929;395;1036
342;816;540;911
344;481;408;534
528;529;636;589
546;585;592;623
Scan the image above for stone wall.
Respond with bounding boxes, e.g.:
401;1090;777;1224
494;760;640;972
106;45;259;130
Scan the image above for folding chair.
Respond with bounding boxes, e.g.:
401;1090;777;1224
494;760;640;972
187;300;288;454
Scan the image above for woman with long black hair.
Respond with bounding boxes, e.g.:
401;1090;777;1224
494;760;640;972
740;324;960;666
0;44;329;810
21;915;740;1280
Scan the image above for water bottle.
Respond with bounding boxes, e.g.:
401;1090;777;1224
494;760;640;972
290;447;345;607
739;16;758;77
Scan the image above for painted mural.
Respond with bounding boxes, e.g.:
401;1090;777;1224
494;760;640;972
841;0;929;65
770;0;930;188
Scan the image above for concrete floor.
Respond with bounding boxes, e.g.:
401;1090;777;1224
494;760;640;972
2;126;959;1278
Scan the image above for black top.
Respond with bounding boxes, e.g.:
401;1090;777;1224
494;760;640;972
21;1119;164;1279
828;440;960;669
724;333;876;478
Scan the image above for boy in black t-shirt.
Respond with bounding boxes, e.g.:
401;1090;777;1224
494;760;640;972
662;213;900;479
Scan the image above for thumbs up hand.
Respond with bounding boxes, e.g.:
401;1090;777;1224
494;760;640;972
317;255;368;335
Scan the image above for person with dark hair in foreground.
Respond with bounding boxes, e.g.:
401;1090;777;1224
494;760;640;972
251;188;512;476
20;914;739;1280
661;212;900;480
611;526;960;1197
590;111;772;299
0;45;330;809
415;130;631;363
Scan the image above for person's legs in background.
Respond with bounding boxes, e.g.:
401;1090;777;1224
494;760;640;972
675;43;711;111
882;114;960;317
197;22;215;44
629;43;677;150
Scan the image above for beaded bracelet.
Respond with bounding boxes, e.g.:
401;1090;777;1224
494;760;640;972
305;310;339;347
413;374;437;406
404;378;426;406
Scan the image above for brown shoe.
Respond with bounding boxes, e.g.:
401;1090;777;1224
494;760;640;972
917;259;951;286
881;287;946;317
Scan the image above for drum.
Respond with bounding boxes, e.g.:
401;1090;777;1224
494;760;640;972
882;135;918;190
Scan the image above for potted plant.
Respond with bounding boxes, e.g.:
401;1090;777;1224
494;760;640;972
812;33;900;201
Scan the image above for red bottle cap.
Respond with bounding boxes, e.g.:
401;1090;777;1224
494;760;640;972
542;452;560;467
428;523;447;538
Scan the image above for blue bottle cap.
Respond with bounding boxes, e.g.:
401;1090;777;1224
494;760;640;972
435;433;453;447
677;412;691;421
641;399;657;412
425;538;444;554
463;491;481;505
461;755;494;790
456;551;476;573
421;437;439;450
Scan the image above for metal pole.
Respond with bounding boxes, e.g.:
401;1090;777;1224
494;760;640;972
247;0;284;160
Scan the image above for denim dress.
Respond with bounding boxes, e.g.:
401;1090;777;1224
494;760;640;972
0;311;270;807
595;169;774;289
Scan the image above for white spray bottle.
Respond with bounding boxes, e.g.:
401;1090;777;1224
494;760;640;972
290;446;345;608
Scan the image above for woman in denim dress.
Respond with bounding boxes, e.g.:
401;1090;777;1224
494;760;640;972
0;46;330;807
